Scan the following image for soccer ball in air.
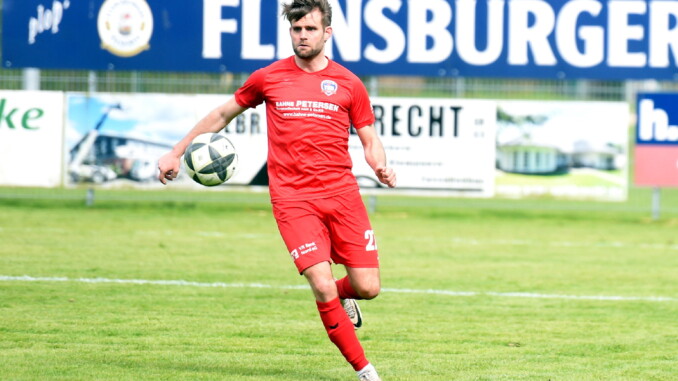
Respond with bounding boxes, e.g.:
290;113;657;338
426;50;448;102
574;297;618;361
183;132;238;186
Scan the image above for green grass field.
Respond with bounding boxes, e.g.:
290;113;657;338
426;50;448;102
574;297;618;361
1;189;677;380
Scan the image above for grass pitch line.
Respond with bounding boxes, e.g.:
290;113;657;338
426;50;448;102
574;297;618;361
2;275;676;303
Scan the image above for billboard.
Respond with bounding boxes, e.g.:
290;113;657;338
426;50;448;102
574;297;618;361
64;92;497;196
0;90;630;200
0;91;64;187
65;92;268;188
495;100;629;200
4;0;678;80
635;92;678;187
350;97;497;197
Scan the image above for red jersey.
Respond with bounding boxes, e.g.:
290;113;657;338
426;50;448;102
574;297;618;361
235;56;375;202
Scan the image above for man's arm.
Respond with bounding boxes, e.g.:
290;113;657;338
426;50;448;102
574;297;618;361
158;97;247;184
356;125;396;188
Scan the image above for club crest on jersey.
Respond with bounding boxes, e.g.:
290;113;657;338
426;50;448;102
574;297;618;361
321;80;338;96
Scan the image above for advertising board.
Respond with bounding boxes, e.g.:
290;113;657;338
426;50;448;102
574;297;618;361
0;90;64;187
635;92;678;187
495;100;629;200
65;92;268;188
64;92;497;196
4;0;678;80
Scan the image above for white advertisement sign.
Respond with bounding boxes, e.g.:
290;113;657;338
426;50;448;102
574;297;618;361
63;93;628;201
0;90;64;187
495;100;629;200
65;92;497;195
351;97;497;197
65;92;267;188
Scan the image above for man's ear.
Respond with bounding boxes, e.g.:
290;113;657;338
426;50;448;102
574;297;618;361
324;26;333;42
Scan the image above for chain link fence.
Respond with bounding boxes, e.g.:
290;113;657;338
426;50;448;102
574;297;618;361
4;67;678;101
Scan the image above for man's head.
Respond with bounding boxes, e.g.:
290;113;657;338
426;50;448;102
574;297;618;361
282;0;332;29
282;0;333;60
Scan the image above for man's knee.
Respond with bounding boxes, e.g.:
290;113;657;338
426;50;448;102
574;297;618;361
345;267;381;300
354;280;380;300
313;276;339;298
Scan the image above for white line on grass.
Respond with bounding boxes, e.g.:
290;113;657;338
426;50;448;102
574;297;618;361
2;275;676;302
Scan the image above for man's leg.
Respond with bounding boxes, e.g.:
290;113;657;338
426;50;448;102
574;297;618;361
336;267;381;300
336;267;380;329
304;261;370;372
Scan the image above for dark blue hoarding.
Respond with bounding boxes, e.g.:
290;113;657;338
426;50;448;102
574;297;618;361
637;93;678;145
3;0;678;80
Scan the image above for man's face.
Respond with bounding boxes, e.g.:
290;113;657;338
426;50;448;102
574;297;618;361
289;8;331;59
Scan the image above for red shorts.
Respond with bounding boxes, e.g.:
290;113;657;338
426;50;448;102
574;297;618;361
272;190;380;274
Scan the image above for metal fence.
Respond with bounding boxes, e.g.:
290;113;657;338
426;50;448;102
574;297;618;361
3;67;678;102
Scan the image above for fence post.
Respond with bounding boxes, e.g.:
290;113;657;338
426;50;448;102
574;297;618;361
22;68;41;90
86;188;95;207
368;76;378;96
652;187;661;220
368;194;377;214
88;71;98;93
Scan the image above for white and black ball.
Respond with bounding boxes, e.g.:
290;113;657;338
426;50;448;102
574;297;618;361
183;133;238;186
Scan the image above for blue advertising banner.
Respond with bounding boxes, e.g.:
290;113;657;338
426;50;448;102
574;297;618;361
636;93;678;146
3;0;678;79
635;92;678;187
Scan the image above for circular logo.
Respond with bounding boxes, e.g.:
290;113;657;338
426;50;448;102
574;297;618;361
97;0;153;58
321;80;338;96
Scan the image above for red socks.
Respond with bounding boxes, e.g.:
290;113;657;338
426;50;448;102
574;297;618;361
335;276;362;300
316;298;369;371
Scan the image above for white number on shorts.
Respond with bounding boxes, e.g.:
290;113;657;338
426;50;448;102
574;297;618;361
364;230;378;251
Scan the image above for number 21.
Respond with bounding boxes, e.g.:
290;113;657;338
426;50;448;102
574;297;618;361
364;230;378;251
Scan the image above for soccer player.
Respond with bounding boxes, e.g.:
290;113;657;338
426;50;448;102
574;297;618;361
157;1;395;379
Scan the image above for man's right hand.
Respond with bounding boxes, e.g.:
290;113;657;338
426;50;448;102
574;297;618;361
157;153;181;185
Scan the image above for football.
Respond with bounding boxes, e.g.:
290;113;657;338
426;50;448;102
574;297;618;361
183;132;238;186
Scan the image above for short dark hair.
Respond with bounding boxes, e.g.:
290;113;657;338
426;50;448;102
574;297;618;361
282;0;332;28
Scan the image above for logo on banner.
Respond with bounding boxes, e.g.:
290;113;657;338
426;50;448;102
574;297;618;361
321;80;338;96
97;0;153;58
635;93;678;187
638;99;678;143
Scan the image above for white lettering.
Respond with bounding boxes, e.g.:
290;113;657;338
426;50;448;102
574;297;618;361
195;0;678;76
508;0;557;66
364;0;405;64
276;0;294;59
28;0;69;45
202;0;239;59
456;0;504;66
607;0;646;67
407;0;453;63
327;0;362;62
556;0;603;68
649;1;678;68
241;0;274;59
639;99;678;142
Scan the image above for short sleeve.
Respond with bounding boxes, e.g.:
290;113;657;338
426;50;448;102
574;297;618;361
349;77;375;129
234;69;266;109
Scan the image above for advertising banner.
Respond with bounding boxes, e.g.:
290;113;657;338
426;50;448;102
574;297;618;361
495;100;629;200
65;92;497;196
4;0;678;80
64;92;629;200
350;97;497;197
0;90;64;187
65;92;268;188
635;92;678;187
